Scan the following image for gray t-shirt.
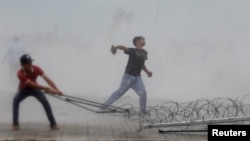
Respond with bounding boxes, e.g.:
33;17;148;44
124;48;148;76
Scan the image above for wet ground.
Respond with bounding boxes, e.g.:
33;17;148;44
0;90;207;141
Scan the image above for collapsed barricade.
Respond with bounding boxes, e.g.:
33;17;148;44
46;93;250;133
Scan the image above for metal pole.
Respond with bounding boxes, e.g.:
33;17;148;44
159;129;207;133
63;94;128;111
46;93;129;113
47;93;97;113
143;116;250;129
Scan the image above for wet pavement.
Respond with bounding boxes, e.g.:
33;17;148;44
0;90;207;141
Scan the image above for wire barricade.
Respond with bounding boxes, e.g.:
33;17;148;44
46;92;250;132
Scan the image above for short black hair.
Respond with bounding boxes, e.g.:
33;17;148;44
132;36;145;46
20;54;33;65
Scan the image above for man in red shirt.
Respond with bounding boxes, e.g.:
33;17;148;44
12;54;63;130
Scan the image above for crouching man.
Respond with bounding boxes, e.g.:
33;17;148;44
12;54;63;130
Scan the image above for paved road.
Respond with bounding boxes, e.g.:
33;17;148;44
0;90;207;141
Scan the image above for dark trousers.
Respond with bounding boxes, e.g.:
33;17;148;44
13;89;56;127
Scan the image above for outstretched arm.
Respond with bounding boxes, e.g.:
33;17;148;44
24;79;58;94
111;45;129;54
114;45;128;51
42;75;63;96
142;65;153;77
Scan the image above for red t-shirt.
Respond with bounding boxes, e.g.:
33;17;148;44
17;65;45;90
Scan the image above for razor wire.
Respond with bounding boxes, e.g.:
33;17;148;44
118;93;250;124
46;92;250;126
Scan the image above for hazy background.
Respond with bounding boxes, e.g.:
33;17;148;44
1;0;250;102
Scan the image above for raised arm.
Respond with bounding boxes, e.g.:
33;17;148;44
111;45;129;54
114;45;128;51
